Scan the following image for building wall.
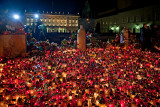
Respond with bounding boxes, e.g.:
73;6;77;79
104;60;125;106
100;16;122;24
96;5;160;33
24;13;79;33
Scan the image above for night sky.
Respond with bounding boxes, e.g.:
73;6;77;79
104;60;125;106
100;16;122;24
0;0;83;13
0;0;158;16
0;0;117;14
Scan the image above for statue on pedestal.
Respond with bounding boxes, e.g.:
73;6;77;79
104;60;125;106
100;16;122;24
123;29;129;48
77;25;86;51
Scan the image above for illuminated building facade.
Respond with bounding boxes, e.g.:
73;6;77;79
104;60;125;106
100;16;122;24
24;12;79;33
96;3;160;33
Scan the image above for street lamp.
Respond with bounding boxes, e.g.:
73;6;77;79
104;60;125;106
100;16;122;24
111;27;114;30
136;25;140;29
13;14;20;20
34;14;39;18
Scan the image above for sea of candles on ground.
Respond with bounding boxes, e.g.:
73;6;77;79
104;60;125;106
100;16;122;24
0;45;160;107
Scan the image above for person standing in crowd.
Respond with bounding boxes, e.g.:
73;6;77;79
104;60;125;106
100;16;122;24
150;24;159;52
114;34;120;46
140;26;144;43
151;24;158;39
141;24;152;51
120;27;125;44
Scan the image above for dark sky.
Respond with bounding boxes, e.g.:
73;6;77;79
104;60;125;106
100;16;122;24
0;0;157;17
0;0;87;13
0;0;117;15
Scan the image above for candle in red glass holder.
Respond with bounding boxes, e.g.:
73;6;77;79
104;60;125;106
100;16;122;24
119;87;122;92
120;101;126;107
26;90;30;95
77;99;82;106
95;99;99;106
0;102;4;107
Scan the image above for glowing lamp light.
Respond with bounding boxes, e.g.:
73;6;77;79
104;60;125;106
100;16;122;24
116;27;119;30
111;27;114;30
34;14;39;18
136;25;140;29
13;14;20;20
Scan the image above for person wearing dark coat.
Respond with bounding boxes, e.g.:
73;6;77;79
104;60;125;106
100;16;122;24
151;24;158;40
150;24;160;52
141;24;152;51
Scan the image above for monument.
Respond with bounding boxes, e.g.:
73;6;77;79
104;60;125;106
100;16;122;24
0;34;26;57
77;25;86;51
0;15;26;57
123;29;129;48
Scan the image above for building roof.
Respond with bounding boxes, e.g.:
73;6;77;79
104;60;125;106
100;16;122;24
24;11;80;17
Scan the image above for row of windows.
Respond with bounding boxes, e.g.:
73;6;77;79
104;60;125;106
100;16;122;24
102;21;117;25
100;15;160;25
44;23;78;26
26;23;78;27
27;18;37;22
43;22;67;25
27;18;78;23
41;19;78;23
122;15;159;23
47;29;77;33
40;19;68;23
46;24;67;26
69;24;78;26
40;17;77;20
26;16;78;20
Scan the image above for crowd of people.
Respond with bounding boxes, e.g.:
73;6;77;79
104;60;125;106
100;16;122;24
0;45;160;106
0;22;160;106
26;33;58;57
140;24;160;52
114;24;160;52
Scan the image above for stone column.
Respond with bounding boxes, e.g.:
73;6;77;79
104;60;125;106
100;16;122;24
77;25;86;51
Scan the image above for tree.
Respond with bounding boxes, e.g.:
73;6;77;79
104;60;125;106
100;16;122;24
95;22;100;33
82;1;91;18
